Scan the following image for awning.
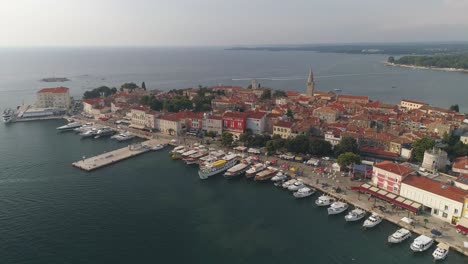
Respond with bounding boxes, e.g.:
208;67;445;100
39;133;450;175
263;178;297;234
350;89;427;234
456;225;468;234
353;184;421;213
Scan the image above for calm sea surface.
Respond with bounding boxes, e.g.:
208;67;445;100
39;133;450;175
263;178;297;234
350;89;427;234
0;48;467;263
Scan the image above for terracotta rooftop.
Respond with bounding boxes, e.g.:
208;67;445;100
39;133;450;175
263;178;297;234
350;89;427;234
401;99;428;105
37;87;69;93
246;111;266;119
373;161;414;175
337;94;370;101
403;175;468;202
453;156;468;173
274;120;293;128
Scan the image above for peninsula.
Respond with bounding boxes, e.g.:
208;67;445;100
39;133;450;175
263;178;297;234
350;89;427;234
387;54;468;72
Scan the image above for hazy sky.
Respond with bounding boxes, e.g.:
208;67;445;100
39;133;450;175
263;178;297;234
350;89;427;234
1;0;468;46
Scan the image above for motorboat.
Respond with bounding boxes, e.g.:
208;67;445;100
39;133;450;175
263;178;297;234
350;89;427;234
388;228;411;244
315;195;336;207
2;108;15;123
274;179;287;187
363;213;383;228
56;122;82;131
198;154;238;179
245;163;266;179
327;201;348;215
271;171;288;182
79;129;97;138
288;180;305;191
171;146;185;154
183;151;208;165
111;131;135;141
432;243;449;261
293;187;315;198
255;166;279;181
282;179;297;189
410;235;434;252
223;162;250;178
152;144;165;151
182;150;198;157
94;127;114;138
344;208;366;222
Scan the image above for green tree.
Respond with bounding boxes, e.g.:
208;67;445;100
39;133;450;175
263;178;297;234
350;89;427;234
334;136;359;156
309;139;332;156
273;90;287;98
164;96;193;112
387;56;395;63
337;152;361;167
141;82;146;90
285;135;310;154
221;132;234;147
449;104;459;112
205;131;217;138
83;86;116;99
120;82;138;91
412;137;435;162
261;89;271;100
423;218;429;228
286;109;294;119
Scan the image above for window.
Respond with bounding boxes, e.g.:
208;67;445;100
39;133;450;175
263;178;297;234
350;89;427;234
442;212;448;218
444;205;448;210
433;209;439;215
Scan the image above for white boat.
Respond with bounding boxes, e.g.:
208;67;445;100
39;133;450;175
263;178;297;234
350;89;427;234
255;166;279;181
410;235;434;252
288;180;305;191
223;162;250;178
271;171;288;182
432;243;449;260
315;195;336;207
79;129;97;138
183;151;208;165
94;127;114;138
344;208;366;222
182;150;198;157
56;122;82;131
327;201;349;215
151;144;165;151
293;187;315;198
245;163;266;178
363;213;383;228
388;228;411;244
2;108;15;123
171;146;185;153
111;131;135;141
282;179;297;189
198;154;238;179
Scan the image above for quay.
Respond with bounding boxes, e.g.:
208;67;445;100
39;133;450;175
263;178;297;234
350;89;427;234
72;139;168;172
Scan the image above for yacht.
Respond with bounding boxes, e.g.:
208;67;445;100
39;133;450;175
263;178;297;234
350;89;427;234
151;144;165;151
288;180;305;191
315;195;336;207
182;150;198;158
111;131;135;141
432;243;449;261
245;163;266;179
255;167;279;181
282;179;297;189
56;122;82;131
363;213;383;228
293;187;315;198
171;146;185;154
344;208;367;222
198;154;238;179
271;171;288;182
388;228;411;244
94;127;114;138
79;129;97;138
2;108;15;123
410;235;434;252
327;201;349;215
223;162;250;178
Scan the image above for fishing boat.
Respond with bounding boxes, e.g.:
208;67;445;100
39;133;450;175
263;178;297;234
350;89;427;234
315;195;335;207
254;166;278;181
410;235;434;252
387;228;411;244
327;201;348;215
363;213;383;228
344;208;366;222
198;154;238;180
245;163;266;179
432;243;449;261
293;187;315;198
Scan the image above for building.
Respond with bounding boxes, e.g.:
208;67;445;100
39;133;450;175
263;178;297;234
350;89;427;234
202;114;223;136
372;161;415;194
421;148;448;173
273;120;294;139
337;95;370;104
129;106;149;129
461;133;468;144
452;156;468;175
36;87;71;109
159;114;182;135
324;130;342;147
400;99;428;110
82;98;110;117
313;107;340;123
222;111;248;137
246;111;267;135
306;69;315;97
400;175;468;224
145;111;159;130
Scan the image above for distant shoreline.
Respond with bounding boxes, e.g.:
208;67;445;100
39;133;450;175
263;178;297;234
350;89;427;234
384;62;468;73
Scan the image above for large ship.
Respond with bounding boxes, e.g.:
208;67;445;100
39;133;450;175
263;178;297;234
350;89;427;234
56;122;82;131
223;161;250;179
2;108;15;123
198;154;238;179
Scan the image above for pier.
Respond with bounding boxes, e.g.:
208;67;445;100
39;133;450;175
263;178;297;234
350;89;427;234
72;139;167;171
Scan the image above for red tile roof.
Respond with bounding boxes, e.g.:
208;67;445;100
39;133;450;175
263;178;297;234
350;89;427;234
373;161;414;175
37;87;69;93
223;111;249;119
453;156;468;172
401;99;428;105
83;98;103;105
403;175;468;202
337;94;369;101
246;111;266;119
275;120;293;128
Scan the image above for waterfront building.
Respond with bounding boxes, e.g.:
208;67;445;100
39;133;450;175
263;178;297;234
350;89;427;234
313;106;340;123
222;111;248;138
246;111;267;135
306;69;315;97
400;99;428;110
36;87;71;109
324;130;342;147
273;120;294;139
460;133;468;144
202;114;223;136
145;111;159;130
159;114;183;135
400;175;468;224
421;148;448;173
371;161;415;194
129;106;149;129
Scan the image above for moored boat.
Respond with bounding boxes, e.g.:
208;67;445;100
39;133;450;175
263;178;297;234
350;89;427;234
254;166;278;181
245;163;266;179
198;154;238;179
344;208;366;222
223;162;250;178
363;213;383;228
152;144;165;151
271;171;288;182
2;108;15;123
282;179;297;189
410;235;434;252
288;180;305;191
111;131;135;141
388;228;411;244
432;243;449;261
94;127;114;139
315;194;336;207
293;187;315;198
327;201;348;215
79;129;97;138
56;122;82;131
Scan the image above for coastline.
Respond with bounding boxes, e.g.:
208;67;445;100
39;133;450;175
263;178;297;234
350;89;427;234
384;62;468;73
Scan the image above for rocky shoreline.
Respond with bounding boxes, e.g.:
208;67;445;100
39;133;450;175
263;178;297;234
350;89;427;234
384;62;468;73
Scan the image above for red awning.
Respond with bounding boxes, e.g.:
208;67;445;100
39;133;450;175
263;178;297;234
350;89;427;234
456;225;468;233
354;186;419;213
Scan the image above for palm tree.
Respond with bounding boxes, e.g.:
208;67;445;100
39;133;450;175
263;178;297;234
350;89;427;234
423;218;429;228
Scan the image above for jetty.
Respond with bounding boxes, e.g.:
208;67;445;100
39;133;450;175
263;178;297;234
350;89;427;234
72;139;166;171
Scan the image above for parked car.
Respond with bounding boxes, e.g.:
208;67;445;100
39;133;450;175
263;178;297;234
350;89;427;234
322;156;330;161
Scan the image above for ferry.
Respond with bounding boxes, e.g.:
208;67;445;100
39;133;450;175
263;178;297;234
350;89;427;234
410;235;434;252
2;108;15;123
223;161;250;179
198;154;238;179
254;166;279;181
388;228;411;244
56;122;82;131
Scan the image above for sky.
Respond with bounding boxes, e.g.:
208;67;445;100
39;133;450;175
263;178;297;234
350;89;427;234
1;0;468;47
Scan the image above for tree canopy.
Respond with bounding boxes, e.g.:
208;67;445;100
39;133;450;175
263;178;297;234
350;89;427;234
334;136;359;156
83;86;117;99
164;96;193;112
221;132;234;147
449;104;459;112
337;152;361;167
394;54;468;69
412;137;435;162
273;90;287;98
261;89;272;100
140;95;163;111
120;82;139;91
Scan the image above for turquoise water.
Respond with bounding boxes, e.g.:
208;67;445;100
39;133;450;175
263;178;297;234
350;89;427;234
0;120;466;263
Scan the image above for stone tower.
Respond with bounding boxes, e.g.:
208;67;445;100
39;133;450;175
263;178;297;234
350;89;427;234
251;79;258;89
306;68;315;97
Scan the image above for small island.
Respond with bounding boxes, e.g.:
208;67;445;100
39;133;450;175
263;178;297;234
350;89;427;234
40;77;70;82
386;54;468;72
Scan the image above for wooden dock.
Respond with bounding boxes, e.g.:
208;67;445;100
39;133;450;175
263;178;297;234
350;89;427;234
72;139;166;171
